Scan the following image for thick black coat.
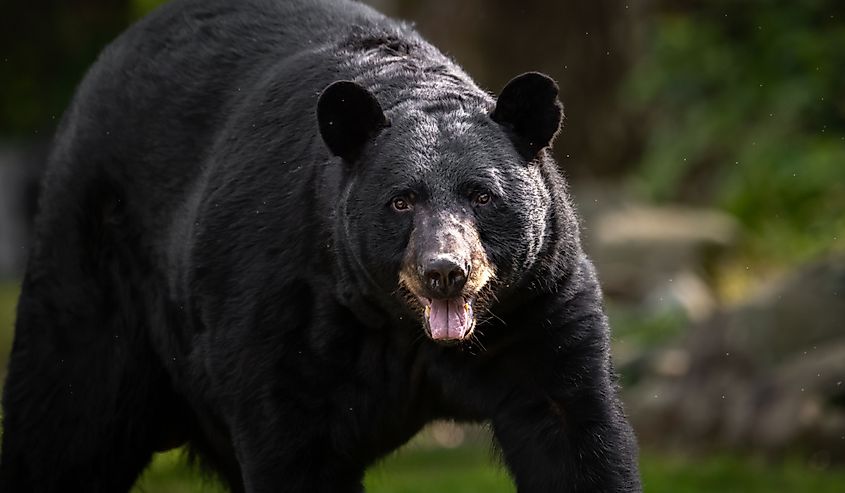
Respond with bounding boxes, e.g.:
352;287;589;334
0;0;641;491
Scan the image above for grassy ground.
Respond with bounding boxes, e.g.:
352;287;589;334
0;282;18;377
3;281;845;492
133;443;845;493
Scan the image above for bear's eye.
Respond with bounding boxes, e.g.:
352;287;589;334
391;196;412;212
473;191;492;207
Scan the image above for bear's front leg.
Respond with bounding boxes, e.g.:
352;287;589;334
491;308;641;492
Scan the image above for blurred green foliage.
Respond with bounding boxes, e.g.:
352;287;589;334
132;0;168;18
0;2;130;136
0;0;168;137
607;302;688;347
627;0;845;264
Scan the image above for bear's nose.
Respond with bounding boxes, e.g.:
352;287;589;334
423;257;468;299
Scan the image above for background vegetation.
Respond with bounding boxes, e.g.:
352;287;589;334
626;0;845;265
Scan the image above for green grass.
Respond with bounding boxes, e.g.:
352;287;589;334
132;449;226;493
3;281;845;492
370;448;845;493
0;282;19;377
365;444;513;493
131;444;845;493
638;452;845;493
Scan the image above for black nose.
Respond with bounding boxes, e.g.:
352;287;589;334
424;257;468;298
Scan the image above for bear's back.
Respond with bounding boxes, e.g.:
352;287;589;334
38;0;407;246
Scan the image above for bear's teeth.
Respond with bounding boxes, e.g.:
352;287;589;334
425;305;431;318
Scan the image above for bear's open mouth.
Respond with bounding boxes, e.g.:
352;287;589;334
419;297;475;341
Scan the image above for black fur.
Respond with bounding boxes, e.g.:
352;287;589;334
0;0;641;492
491;72;564;159
318;80;389;163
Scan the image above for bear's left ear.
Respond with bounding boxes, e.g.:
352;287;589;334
318;80;389;163
491;72;563;160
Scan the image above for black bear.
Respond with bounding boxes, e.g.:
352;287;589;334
0;0;641;491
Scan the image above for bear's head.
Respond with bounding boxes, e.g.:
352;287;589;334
318;73;567;343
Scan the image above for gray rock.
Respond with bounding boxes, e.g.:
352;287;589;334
589;204;739;302
626;256;845;458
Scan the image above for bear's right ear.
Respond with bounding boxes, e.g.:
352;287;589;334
491;72;563;160
317;80;389;163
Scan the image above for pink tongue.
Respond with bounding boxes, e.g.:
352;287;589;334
428;299;466;340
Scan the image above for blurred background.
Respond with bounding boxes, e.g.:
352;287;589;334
1;0;844;491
